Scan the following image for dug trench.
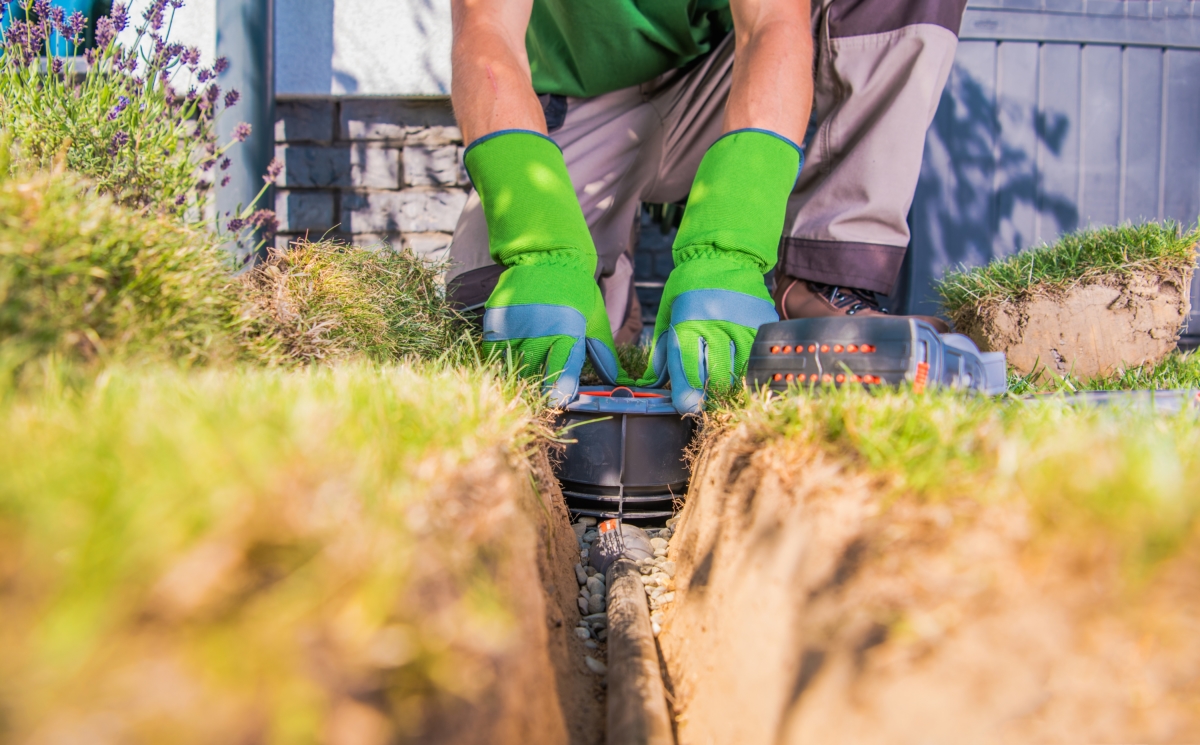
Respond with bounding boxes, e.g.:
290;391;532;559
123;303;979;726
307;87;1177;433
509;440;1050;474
652;418;1200;744
474;401;1200;745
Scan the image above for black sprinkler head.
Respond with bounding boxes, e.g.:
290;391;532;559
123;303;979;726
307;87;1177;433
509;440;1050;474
553;386;695;525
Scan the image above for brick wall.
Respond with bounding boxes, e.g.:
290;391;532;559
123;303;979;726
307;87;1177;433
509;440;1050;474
273;97;469;261
274;95;672;333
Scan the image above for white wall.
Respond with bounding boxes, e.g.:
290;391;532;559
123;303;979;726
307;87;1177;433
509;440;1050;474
275;0;451;96
119;0;451;97
119;0;218;68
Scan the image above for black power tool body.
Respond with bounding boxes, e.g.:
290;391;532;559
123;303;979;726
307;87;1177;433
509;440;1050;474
746;317;1006;394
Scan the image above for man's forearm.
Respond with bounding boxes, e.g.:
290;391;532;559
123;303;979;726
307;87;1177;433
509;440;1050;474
725;0;814;143
450;0;545;144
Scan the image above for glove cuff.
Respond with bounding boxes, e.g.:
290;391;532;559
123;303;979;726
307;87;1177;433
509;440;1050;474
672;128;804;273
463;129;596;275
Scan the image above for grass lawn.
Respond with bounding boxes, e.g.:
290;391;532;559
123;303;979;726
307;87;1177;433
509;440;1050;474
938;221;1198;329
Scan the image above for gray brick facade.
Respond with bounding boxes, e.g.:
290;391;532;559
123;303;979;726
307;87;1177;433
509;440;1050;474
273;96;671;325
273;97;469;261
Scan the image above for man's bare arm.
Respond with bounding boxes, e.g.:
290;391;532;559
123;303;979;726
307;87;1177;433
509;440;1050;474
726;0;814;143
450;0;545;144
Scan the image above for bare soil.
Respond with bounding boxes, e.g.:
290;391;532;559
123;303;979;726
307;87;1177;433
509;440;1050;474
953;270;1192;378
656;424;1200;744
417;445;606;745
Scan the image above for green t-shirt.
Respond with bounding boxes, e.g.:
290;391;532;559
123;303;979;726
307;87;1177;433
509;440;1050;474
527;0;733;98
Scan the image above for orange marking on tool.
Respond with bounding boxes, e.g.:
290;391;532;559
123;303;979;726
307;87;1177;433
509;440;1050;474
833;344;844;353
914;362;930;394
770;345;781;354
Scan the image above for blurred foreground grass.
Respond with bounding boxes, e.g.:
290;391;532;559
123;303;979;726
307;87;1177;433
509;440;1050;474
0;363;547;743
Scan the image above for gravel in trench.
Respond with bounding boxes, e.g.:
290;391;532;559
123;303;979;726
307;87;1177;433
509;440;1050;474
571;515;681;687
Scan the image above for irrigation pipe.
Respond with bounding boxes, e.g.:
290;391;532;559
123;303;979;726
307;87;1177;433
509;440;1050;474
605;557;675;745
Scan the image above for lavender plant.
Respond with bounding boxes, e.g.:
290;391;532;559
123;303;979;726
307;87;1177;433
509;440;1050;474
0;0;256;215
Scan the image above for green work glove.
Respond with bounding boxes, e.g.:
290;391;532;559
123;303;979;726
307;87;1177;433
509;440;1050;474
465;130;632;406
638;129;802;413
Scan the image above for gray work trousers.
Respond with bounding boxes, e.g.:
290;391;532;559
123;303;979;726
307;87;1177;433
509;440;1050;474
446;0;967;337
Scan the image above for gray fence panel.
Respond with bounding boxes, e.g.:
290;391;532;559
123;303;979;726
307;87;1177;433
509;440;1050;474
1123;46;1164;222
1163;49;1200;220
900;0;1200;342
1081;45;1123;224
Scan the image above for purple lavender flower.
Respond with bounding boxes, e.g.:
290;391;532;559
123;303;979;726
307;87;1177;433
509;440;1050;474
94;16;116;48
248;209;279;234
108;131;130;156
66;10;86;39
175;194;187;206
213;56;229;74
224;89;239;109
220;175;231;187
143;0;166;31
197;68;213;83
204;142;217;155
263;157;284;184
107;96;130;121
205;84;220;105
48;5;65;33
200;158;215;172
31;0;49;17
84;48;96;66
51;57;63;74
226;218;246;232
185;87;198;102
8;20;46;66
232;122;251;142
219;157;231;171
110;2;128;32
181;46;200;69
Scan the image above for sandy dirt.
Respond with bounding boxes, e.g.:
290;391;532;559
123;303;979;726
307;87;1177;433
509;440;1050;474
656;423;1200;744
955;271;1191;378
527;446;608;745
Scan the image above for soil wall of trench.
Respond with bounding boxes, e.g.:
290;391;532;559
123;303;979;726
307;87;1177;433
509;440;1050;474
437;446;606;745
655;423;1200;744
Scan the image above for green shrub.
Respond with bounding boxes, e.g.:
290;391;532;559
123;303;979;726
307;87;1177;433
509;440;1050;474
239;240;471;366
0;166;244;369
0;167;469;374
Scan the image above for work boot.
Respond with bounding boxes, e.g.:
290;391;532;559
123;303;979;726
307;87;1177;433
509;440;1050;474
774;276;951;334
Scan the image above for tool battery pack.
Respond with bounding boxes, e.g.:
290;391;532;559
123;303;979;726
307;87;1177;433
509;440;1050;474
746;317;1007;395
